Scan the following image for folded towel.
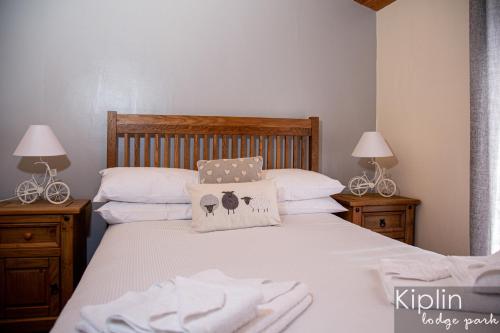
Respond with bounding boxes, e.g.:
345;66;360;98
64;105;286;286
252;294;313;333
78;274;261;333
448;251;500;294
378;252;500;314
378;265;455;304
380;258;451;282
475;269;500;294
79;283;177;333
239;282;311;333
185;270;312;333
150;277;262;333
77;270;312;333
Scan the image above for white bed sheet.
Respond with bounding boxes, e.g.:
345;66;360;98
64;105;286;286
51;213;441;333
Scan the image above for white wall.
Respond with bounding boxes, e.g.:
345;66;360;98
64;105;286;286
0;0;376;258
376;0;470;255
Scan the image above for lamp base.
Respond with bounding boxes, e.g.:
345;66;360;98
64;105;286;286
348;160;397;197
14;161;71;205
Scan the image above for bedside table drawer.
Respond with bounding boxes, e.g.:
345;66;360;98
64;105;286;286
362;212;404;231
0;223;60;248
332;194;419;245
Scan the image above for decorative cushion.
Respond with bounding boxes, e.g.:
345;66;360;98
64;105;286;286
197;156;263;184
188;180;280;232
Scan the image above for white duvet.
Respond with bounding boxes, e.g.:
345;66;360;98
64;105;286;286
51;213;441;333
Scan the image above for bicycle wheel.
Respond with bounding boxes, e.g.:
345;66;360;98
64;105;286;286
15;180;38;204
349;176;369;196
45;181;71;204
377;178;397;197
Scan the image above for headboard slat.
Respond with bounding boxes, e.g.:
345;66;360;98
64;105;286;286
231;135;237;159
241;135;247;158
107;112;319;171
212;134;219;160
183;134;190;169
203;135;209;160
276;136;282;168
107;111;117;168
310;117;319;171
301;136;307;170
267;136;273;169
154;134;160;167
193;135;200;170
134;134;140;167
174;135;180;168
163;134;169;168
222;135;228;159
293;136;299;168
258;136;264;157
284;136;290;168
144;133;151;167
250;136;255;156
124;133;130;167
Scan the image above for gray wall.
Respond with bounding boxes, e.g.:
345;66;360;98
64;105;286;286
0;0;376;260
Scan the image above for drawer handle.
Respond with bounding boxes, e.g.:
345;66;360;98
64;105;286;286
50;283;59;295
379;219;386;228
23;232;33;241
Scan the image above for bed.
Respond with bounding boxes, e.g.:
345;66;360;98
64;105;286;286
51;112;439;332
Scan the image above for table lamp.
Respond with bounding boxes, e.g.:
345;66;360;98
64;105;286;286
12;125;71;204
349;131;397;197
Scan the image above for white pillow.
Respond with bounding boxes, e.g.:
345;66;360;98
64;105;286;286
96;202;192;224
93;167;198;203
188;180;281;232
262;169;345;201
278;197;347;215
96;196;346;224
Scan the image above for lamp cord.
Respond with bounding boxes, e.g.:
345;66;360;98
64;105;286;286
0;195;22;202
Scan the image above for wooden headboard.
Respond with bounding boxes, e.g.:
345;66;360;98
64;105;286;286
107;111;319;171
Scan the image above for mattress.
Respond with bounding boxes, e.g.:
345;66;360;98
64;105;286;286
51;213;441;333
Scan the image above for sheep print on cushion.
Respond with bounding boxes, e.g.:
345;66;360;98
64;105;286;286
196;156;263;184
188;180;281;232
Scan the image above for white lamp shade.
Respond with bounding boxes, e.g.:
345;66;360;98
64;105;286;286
352;131;393;158
13;125;66;157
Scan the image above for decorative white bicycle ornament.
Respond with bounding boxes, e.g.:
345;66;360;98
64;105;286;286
15;161;70;204
348;159;396;197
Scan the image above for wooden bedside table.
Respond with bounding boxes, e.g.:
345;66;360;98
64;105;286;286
332;193;420;245
0;199;90;333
